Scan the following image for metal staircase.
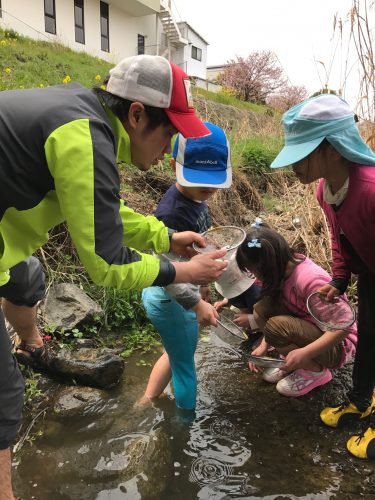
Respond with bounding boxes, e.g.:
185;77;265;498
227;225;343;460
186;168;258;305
159;0;188;47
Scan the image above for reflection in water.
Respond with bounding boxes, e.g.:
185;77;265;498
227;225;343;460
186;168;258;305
12;328;368;499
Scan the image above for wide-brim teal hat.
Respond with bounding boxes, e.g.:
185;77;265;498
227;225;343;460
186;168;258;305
271;94;375;168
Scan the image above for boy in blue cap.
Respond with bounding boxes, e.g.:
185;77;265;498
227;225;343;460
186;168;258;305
271;93;375;460
140;122;232;410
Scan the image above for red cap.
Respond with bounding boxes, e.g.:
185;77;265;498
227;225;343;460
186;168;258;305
165;63;210;138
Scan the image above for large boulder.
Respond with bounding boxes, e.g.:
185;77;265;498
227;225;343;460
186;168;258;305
50;347;124;389
43;282;103;331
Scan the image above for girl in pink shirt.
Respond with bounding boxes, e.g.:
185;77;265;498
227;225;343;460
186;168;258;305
236;225;357;398
270;93;375;460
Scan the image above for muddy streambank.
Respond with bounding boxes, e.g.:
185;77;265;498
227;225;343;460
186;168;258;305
13;326;375;499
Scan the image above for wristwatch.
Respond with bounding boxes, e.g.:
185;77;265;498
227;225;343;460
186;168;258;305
168;228;177;243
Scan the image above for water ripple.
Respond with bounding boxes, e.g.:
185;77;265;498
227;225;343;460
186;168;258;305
189;457;233;485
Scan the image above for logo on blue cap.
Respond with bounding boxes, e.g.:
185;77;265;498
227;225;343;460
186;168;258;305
174;122;232;188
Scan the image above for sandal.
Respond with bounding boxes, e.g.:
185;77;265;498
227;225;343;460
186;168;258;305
14;340;52;369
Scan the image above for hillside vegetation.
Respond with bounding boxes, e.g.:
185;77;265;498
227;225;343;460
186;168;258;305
0;28;112;90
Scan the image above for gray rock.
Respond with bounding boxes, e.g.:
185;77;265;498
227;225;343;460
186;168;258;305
51;347;125;389
53;386;107;418
73;338;96;348
43;282;103;331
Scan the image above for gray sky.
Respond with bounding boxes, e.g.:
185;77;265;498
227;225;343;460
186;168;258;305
171;0;367;106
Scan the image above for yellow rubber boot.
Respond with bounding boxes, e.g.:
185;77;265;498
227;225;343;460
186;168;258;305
347;426;375;459
320;394;375;428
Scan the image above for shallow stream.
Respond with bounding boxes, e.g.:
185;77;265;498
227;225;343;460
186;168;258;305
13;327;375;499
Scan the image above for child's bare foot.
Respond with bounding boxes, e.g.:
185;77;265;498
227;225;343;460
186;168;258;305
134;392;172;409
133;395;152;409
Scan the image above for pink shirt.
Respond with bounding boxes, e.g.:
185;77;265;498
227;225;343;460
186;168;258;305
282;255;357;367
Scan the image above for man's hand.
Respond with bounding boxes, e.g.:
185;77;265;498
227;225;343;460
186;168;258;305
193;300;219;326
173;250;228;285
317;284;341;302
169;231;206;258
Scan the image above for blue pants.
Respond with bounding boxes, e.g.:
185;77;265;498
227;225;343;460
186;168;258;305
142;287;198;410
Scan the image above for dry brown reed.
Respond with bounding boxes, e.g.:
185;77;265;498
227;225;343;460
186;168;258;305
338;0;375;147
260;179;332;272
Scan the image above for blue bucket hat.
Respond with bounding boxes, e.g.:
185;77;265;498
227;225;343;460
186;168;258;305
271;94;375;168
173;122;232;188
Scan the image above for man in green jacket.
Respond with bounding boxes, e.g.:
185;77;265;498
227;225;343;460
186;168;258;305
0;55;227;499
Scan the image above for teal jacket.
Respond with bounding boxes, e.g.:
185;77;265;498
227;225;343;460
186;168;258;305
0;83;173;288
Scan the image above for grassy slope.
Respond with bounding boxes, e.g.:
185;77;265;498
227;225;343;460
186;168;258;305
192;86;268;113
0;28;112;90
0;27;268;117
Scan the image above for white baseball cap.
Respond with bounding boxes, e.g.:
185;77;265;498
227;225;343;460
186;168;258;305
106;55;210;138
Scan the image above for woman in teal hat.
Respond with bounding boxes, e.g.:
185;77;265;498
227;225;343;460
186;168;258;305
271;93;375;461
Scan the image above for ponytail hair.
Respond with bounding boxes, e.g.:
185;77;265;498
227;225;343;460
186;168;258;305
236;225;300;298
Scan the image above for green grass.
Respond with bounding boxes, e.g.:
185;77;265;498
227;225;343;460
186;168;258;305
0;27;270;117
229;136;282;171
0;28;112;90
193;86;269;113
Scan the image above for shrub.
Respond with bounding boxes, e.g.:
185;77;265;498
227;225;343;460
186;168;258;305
241;138;280;172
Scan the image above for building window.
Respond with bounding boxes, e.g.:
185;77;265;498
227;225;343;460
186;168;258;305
137;34;145;55
74;0;85;44
191;45;202;61
44;0;56;34
100;2;109;52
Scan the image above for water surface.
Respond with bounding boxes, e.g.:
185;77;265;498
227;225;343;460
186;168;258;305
13;327;375;499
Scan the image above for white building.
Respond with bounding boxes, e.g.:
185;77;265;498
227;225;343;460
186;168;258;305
0;0;208;79
173;22;208;80
207;64;228;83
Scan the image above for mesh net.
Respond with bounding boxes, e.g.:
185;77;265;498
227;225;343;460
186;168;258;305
248;355;286;369
306;292;356;331
217;310;248;340
193;226;246;254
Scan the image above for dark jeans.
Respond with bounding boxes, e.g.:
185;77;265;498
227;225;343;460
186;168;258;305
0;256;45;306
228;284;262;312
0;256;45;448
0;309;24;449
348;272;375;412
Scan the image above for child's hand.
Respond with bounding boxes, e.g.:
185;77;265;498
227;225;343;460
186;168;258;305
233;313;250;328
200;285;211;303
248;338;268;373
192;300;219;326
281;348;311;372
213;298;228;311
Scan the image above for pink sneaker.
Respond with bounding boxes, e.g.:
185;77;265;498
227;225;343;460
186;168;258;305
276;368;332;397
